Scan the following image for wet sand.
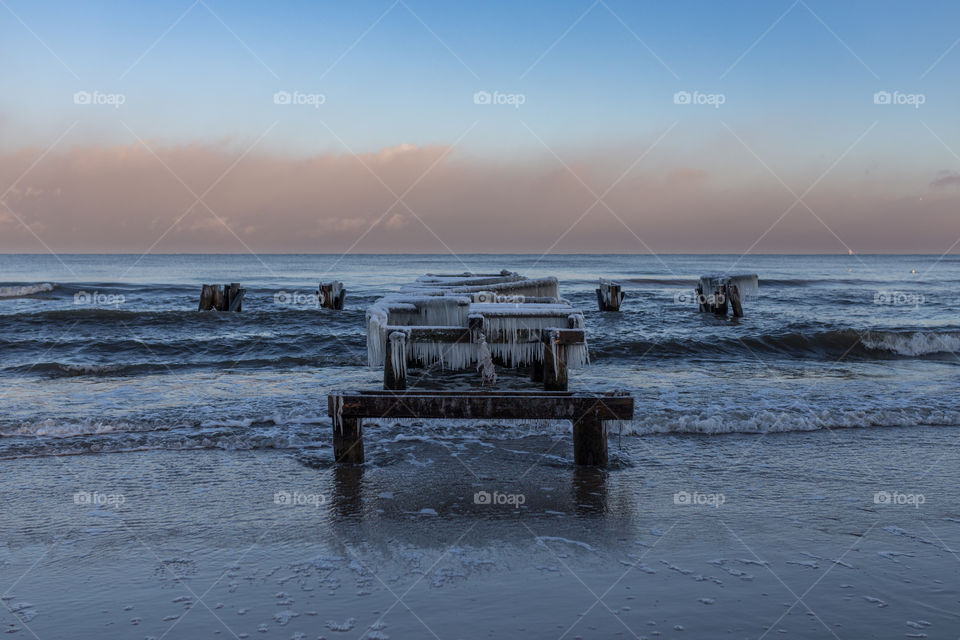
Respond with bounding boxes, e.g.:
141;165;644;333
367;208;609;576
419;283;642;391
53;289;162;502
3;427;960;638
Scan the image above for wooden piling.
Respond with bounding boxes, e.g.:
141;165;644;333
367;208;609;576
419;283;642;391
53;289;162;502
711;286;728;316
333;416;364;464
198;284;215;311
728;284;743;318
573;413;607;465
383;331;407;390
596;279;624;311
542;329;568;392
319;281;346;310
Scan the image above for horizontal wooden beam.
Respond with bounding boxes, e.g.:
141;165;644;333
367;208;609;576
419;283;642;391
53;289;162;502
331;391;633;421
383;326;586;345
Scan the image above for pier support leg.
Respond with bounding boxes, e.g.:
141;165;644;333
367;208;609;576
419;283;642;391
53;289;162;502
596;280;623;311
573;415;607;465
333;417;364;464
384;332;407;390
542;336;568;392
711;286;728;316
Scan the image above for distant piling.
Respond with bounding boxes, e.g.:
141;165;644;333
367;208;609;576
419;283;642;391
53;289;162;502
198;283;245;312
319;281;346;310
596;278;624;311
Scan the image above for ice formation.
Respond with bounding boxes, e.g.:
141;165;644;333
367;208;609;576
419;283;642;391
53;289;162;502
698;273;759;298
365;271;589;374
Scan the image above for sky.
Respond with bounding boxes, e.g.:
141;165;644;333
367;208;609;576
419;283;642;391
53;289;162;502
1;0;960;254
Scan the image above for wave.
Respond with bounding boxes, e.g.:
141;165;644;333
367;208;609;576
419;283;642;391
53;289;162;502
592;329;960;360
0;283;55;298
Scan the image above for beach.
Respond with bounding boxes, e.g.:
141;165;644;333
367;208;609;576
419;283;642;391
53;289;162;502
2;253;960;637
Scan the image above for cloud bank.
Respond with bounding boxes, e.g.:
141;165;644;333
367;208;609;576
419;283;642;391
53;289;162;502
0;141;957;254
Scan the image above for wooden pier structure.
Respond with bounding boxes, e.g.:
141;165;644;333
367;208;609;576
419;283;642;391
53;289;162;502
329;390;633;466
328;270;632;466
198;283;245;312
596;278;624;311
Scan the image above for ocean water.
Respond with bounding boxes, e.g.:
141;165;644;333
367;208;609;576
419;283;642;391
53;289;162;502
0;253;957;459
3;254;960;638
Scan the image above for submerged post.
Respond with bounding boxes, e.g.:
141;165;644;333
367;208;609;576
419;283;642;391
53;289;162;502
542;329;568;391
596;278;624;311
573;413;607;465
319;281;346;310
384;331;408;390
728;284;743;318
330;396;364;463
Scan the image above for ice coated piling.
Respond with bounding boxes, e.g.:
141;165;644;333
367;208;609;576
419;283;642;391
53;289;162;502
318;281;346;310
596;278;624;311
696;274;758;318
198;283;245;312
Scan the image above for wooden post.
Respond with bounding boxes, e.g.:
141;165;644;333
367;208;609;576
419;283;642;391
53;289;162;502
333;417;364;464
198;284;215;311
319;282;346;310
696;285;707;312
728;284;743;318
573;413;607;465
542;330;568;392
596;279;624;311
384;331;407;390
711;285;728;316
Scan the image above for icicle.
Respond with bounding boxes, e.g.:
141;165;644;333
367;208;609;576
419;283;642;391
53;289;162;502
388;331;407;381
332;395;344;434
476;332;497;387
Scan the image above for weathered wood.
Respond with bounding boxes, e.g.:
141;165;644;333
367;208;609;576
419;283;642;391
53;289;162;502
530;361;544;382
573;414;607;465
542;329;568;391
336;391;633;421
198;284;215;311
212;286;224;311
228;287;245;312
728;284;743;318
383;331;407;390
319;281;346;310
711;287;728;316
333;416;364;463
328;390;633;467
596;279;624;312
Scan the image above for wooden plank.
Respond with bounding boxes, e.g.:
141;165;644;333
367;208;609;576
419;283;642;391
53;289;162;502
333;392;633;421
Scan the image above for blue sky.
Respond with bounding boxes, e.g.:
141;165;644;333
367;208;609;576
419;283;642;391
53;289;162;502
2;1;959;252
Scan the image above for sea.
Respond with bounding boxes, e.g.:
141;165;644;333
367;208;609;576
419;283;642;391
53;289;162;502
2;253;959;638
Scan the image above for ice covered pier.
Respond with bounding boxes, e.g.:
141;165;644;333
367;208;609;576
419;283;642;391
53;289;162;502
328;270;633;466
365;271;589;391
696;274;758;318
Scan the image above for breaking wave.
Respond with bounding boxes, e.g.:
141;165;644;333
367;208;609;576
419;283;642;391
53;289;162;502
593;329;960;360
0;283;55;298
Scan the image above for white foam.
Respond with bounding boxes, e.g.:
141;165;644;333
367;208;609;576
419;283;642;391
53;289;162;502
862;331;960;356
0;283;54;298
